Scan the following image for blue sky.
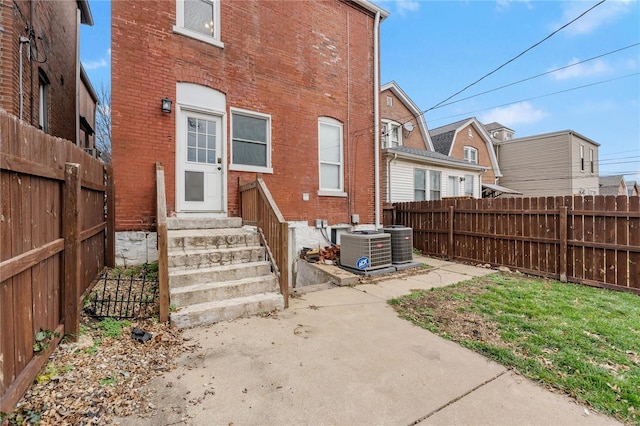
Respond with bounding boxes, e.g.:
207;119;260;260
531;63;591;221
80;0;640;182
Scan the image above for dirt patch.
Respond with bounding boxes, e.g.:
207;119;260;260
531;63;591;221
391;281;506;348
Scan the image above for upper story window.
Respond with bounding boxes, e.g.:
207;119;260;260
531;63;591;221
464;146;478;164
382;120;401;148
580;144;585;172
318;117;344;195
174;0;224;48
230;108;272;173
386;96;393;107
589;148;594;174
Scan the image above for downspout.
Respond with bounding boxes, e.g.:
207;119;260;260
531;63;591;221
373;11;381;229
76;9;81;145
18;37;30;120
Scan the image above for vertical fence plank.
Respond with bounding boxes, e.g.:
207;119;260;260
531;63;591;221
604;196;617;285
448;205;454;260
629;197;639;289
106;164;116;267
593;196;606;283
583;196;595;282
573;196;584;281
63;163;81;340
559;206;568;282
616;195;629;287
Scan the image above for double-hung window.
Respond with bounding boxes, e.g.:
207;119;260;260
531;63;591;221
175;0;223;48
580;144;585;172
430;171;441;200
589;148;594;174
414;169;426;201
38;70;49;133
318;117;344;194
463;146;478;164
382;120;401;148
464;175;474;196
230;108;272;173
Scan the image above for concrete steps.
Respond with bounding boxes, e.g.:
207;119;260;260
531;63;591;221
167;218;284;328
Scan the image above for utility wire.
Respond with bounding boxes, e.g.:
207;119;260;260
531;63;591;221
429;72;639;124
424;0;608;113
432;42;640;110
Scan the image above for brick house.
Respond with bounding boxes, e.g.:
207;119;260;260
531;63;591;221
429;117;517;197
0;0;94;144
380;82;486;202
112;0;388;264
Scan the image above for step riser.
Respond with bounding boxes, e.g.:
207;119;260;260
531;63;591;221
168;233;260;251
168;247;264;270
170;296;284;329
170;279;278;307
169;263;272;288
167;217;243;230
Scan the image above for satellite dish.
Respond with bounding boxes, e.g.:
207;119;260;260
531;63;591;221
403;122;415;132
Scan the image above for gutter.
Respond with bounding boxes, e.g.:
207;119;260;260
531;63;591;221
373;11;381;229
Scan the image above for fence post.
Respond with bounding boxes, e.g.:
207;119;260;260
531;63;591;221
105;164;116;267
448;205;454;260
63;163;81;341
156;163;170;323
559;206;568;282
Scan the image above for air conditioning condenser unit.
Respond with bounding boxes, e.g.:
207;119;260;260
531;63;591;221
340;231;392;272
383;225;413;264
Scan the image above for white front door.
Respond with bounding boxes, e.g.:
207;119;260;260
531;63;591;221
177;111;224;212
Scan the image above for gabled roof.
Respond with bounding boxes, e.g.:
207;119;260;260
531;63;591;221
599;175;626;196
483;122;513;132
381;81;433;151
384;146;487;171
626;180;639;196
495;130;601;147
428;117;502;177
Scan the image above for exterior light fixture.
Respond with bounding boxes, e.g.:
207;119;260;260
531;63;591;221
161;97;172;113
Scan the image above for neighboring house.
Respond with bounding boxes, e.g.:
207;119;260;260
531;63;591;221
484;122;515;142
112;0;389;262
79;65;98;155
0;0;94;144
429;117;513;197
494;130;600;197
379;82;486;201
626;180;640;197
599;175;627;196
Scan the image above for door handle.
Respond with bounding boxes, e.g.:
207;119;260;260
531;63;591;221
217;166;222;171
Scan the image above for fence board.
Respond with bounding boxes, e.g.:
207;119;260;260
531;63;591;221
630;197;640;289
573;196;585;280
604;196;617;285
616;195;629;287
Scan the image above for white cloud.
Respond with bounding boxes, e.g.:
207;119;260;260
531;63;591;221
395;0;420;16
479;102;547;126
550;58;612;80
496;0;533;11
83;58;107;70
557;0;635;36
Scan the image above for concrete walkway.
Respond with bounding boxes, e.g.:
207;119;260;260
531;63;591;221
120;258;620;425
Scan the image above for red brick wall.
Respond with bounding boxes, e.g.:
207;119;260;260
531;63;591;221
0;0;78;143
112;0;378;231
380;89;428;150
450;124;497;183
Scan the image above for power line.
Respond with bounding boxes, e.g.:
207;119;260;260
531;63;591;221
429;72;639;124
424;0;607;113
432;42;640;110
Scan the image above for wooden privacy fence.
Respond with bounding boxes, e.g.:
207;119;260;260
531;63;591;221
386;196;639;293
0;111;115;413
239;176;289;307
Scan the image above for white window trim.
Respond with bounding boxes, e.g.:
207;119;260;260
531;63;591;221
174;0;224;49
464;146;478;164
381;119;402;149
229;107;273;174
318;116;344;195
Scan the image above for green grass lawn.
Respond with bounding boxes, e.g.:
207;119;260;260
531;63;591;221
389;274;640;424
